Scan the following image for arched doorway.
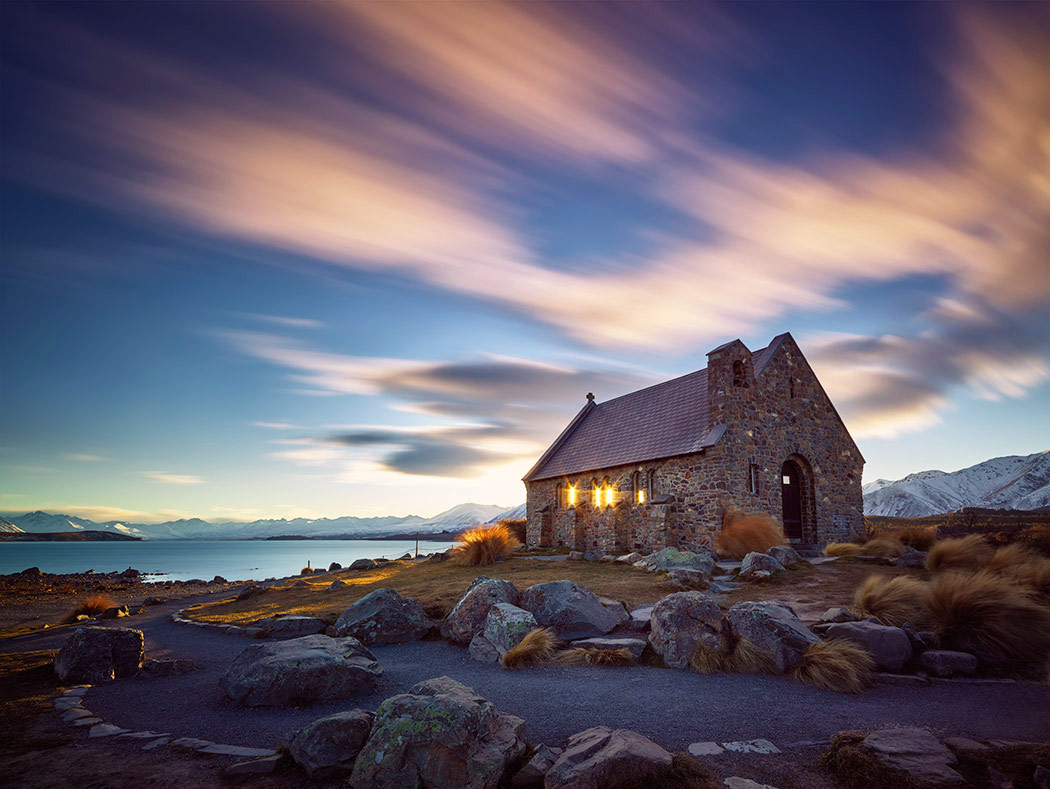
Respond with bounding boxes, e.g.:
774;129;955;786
781;458;807;540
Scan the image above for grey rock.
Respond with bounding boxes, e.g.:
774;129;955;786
511;744;561;787
650;591;728;669
688;742;725;756
667;568;710;590
349;677;526;789
468;632;501;664
819;607;858;624
328;562;343;571
55;626;144;684
61;708;94;721
236;584;260;601
824;621;912;672
73;717;102;727
220;634;381;707
629;606;654;632
334;587;432;645
483;603;538;656
224;755;282;776
349;558;378;571
724;779;779;789
285;709;375;778
54;697;82;709
170;737;213;750
583;550;602;562
520;580;620;640
199;744;277;757
597;597;630;628
119;731;171;740
941;737;988;754
545;726;673;789
726;601;819;673
738;552;786;579
568;638;648;663
328;580;348;591
89;723;130;738
919;650;978;677
892;548;928;568
139;658;195;677
441;576;520;645
988;767;1015;789
767;544;802;566
142;737;170;750
568;551;585;561
266;615;327;638
636;547;716;575
1034;765;1050;789
615;553;643;564
860;728;964;785
723;739;780;754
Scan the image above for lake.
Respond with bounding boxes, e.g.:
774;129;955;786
0;539;457;582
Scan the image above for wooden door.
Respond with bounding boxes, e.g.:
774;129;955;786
781;461;803;539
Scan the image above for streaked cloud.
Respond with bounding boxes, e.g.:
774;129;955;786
142;471;205;485
252;421;299;430
243;314;322;330
62;453;106;462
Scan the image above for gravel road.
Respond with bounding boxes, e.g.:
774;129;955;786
5;590;1048;752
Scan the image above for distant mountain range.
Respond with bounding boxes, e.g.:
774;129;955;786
2;502;525;541
0;518;24;534
863;452;1050;517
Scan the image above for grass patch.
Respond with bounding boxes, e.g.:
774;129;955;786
793;639;875;694
853;575;930;628
185;557;669;627
0;650;69;763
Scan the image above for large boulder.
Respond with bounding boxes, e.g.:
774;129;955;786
635;547;715;575
511;744;562;787
859;728;964;785
284;709;375;778
349;677;526;789
441;577;520;645
544;727;673;789
520;581;620;640
334;588;431;645
597;598;631;628
737;552;786;579
55;627;144;683
824;621;912;672
725;601;819;672
483;603;538;656
918;650;977;677
649;592;727;669
264;615;326;638
220;635;381;707
767;545;802;567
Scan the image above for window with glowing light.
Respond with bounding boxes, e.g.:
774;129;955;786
637;488;646;504
604;485;614;507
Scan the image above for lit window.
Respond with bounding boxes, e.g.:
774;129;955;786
604;486;614;506
567;485;576;507
638;488;646;504
593;484;602;508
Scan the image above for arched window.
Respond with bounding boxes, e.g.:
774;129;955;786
732;359;747;387
647;470;656;500
591;479;601;508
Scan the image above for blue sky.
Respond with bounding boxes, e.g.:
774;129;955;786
2;2;1048;523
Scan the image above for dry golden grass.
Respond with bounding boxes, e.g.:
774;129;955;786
555;647;634;667
299;567;315;575
716;508;786;560
983;543;1050;598
792;639;875;694
689;638;776;675
926;534;993;573
924;570;1050;664
853;575;930;628
502;627;557;669
859;537;906;558
892;526;937;552
184;557;668;628
453;524;519;567
824;542;866;557
66;594;116;622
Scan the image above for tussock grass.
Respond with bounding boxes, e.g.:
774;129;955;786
924;570;1050;664
859;537;906;558
555;647;634;667
926;534;993;573
499;518;527;545
853;575;930;628
892;526;937;552
453;524;519;567
502;627;557;669
66;594;116;622
792;639;875;694
984;544;1050;598
299;567;315;575
689;638;776;675
716;507;786;560
824;542;866;557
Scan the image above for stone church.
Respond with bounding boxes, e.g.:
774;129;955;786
523;333;863;553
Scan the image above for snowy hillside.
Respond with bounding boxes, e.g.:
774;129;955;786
864;452;1050;517
0;519;24;533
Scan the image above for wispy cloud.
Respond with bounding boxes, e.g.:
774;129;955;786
252;421;299;430
62;453;106;462
141;471;205;485
243;313;322;330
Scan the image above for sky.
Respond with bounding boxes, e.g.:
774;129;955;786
1;2;1048;524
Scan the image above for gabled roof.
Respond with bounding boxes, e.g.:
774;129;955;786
523;334;790;482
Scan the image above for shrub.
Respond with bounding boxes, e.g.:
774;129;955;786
555;647;634;667
716;508;785;560
853;575;930;628
824;542;866;557
926;534;993;573
859;537;906;558
499;518;527;545
1019;525;1050;557
792;639;875;694
923;570;1050;664
67;594;117;622
502;628;557;669
452;524;519;567
299;567;315;575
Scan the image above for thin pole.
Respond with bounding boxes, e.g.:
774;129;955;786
415;532;419;559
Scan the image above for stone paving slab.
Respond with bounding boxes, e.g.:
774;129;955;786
73;717;103;727
198;744;278;758
89;723;130;738
142;737;171;751
688;741;725;756
722;739;781;754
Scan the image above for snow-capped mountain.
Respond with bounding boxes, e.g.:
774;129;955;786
864;452;1050;517
487;503;527;523
0;518;24;533
3;502;519;540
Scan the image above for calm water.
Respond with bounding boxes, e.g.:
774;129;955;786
0;539;456;582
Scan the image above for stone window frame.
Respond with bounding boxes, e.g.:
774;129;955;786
748;463;760;495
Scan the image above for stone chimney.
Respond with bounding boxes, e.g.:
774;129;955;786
706;339;753;427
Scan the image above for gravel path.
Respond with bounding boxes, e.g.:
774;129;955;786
5;590;1048;752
